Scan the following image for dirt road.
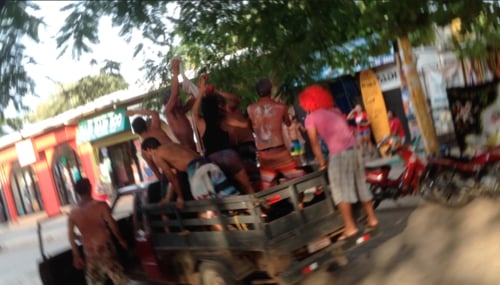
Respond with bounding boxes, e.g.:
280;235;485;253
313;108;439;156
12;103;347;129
300;197;500;285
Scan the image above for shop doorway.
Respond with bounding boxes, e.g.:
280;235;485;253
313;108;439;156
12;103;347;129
98;140;141;194
52;144;85;206
10;163;44;216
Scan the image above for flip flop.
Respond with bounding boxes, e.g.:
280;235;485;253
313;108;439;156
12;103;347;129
337;230;360;241
364;223;379;235
338;231;367;250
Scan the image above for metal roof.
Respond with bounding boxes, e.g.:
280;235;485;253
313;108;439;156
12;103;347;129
0;86;151;150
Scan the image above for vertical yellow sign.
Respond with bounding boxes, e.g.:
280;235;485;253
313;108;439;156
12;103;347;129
360;69;391;146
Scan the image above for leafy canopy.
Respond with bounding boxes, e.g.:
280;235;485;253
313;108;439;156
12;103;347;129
0;1;43;119
31;72;128;122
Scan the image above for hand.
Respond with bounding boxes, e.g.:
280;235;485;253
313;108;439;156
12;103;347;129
198;74;208;94
73;255;85;269
319;162;327;170
176;197;184;209
125;110;135;116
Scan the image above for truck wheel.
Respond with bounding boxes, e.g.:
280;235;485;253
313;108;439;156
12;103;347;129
199;261;240;285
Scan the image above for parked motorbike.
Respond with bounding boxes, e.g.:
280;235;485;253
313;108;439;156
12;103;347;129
365;135;426;208
419;146;500;207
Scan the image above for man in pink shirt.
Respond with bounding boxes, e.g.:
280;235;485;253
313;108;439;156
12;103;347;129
299;85;378;241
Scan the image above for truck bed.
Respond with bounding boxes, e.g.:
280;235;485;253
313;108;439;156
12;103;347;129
142;170;347;253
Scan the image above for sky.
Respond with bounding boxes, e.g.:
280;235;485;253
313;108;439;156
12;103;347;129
17;1;154;116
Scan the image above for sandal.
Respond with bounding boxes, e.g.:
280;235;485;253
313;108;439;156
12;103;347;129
364;223;379;234
337;230;360;241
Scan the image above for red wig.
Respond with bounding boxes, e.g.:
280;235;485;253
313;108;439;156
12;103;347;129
299;85;334;112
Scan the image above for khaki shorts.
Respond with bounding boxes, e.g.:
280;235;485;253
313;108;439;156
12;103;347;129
328;148;373;204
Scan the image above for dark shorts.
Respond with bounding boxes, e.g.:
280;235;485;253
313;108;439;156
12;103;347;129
234;142;261;186
207;149;244;176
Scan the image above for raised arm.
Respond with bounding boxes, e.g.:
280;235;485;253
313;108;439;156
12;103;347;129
182;94;196;114
192;74;208;136
216;90;241;106
346;109;356;120
165;58;181;114
126;109;161;129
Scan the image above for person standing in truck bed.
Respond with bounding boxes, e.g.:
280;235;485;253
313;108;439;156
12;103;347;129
299;85;379;241
247;78;305;190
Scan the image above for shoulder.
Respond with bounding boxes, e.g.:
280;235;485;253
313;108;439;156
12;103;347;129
68;208;77;220
304;113;318;128
95;201;110;211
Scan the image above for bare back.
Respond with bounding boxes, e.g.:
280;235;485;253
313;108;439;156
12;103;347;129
247;99;288;150
69;201;112;258
166;108;197;151
140;127;172;145
153;142;200;172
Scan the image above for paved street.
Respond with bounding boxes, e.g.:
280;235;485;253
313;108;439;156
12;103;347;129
1;194;499;285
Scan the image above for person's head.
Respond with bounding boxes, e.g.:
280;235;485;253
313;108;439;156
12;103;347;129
132;117;148;135
74;178;92;197
201;93;226;125
298;84;335;112
141;137;161;153
255;78;272;98
387;109;395;119
354;104;363;112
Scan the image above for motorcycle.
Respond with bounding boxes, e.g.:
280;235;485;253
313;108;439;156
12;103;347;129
365;135;426;208
419;146;500;207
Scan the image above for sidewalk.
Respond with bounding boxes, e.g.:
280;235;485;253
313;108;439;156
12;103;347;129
0;196;134;252
0;212;68;252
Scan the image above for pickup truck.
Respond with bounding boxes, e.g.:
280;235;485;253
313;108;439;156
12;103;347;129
38;169;371;285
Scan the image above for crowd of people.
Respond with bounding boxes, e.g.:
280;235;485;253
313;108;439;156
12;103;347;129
129;60;382;237
68;58;385;282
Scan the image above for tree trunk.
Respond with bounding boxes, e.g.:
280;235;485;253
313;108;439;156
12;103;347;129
397;36;439;155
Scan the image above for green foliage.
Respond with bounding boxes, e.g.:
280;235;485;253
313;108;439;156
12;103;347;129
0;1;43;120
31;73;128;121
54;0;500;107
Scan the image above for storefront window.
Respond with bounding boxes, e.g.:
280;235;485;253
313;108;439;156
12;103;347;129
96;140;149;197
52;144;85;206
10;163;44;216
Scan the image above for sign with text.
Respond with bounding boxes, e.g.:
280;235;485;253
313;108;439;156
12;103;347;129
77;107;131;143
16;139;37;167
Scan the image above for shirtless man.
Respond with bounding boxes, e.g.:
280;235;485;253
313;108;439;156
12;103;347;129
247;78;305;189
141;137;241;200
68;178;128;285
127;109;173;179
164;58;197;151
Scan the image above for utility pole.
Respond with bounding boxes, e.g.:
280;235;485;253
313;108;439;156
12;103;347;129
398;36;439;155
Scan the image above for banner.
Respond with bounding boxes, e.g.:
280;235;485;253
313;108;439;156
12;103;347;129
447;81;499;154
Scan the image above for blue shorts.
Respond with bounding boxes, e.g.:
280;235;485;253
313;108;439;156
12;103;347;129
187;158;239;200
357;129;371;136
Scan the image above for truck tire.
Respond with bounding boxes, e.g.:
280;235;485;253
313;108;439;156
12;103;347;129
199;261;240;285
